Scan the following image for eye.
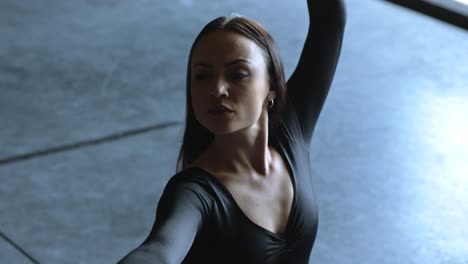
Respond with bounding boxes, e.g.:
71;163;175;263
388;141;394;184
230;72;248;81
193;72;211;81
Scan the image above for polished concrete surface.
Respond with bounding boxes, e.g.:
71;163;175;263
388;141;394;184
1;0;467;263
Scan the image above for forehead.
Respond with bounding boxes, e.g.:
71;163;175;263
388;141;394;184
191;31;267;67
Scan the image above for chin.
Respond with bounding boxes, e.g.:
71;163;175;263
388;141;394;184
195;111;237;135
198;117;245;135
202;122;238;135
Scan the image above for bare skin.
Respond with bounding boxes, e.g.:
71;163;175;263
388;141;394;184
188;31;294;236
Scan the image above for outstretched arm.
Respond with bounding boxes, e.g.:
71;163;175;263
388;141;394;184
117;177;209;264
286;0;346;146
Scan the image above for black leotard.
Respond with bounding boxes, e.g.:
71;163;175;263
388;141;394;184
118;1;346;263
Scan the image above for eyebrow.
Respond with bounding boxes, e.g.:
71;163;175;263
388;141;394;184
193;58;252;68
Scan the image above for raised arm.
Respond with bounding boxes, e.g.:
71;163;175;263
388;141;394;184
118;177;211;264
285;0;346;145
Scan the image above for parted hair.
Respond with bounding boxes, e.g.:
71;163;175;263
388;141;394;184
176;15;287;172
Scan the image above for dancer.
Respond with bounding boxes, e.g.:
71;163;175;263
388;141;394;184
119;0;346;263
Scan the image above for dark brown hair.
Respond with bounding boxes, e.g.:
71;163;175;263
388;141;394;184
176;15;287;172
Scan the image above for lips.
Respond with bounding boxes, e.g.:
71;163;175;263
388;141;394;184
208;104;233;113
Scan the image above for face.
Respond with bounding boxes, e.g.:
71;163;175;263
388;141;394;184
190;31;276;135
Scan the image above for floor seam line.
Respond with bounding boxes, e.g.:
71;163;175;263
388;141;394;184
0;229;41;264
0;121;181;166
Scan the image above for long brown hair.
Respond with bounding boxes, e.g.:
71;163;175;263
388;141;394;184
176;15;287;172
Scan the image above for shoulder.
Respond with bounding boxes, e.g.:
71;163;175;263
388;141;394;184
274;114;310;153
156;168;215;219
162;167;216;203
167;167;212;188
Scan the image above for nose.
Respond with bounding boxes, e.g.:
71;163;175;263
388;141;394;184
210;78;229;98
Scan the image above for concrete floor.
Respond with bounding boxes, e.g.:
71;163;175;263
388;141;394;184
1;0;467;263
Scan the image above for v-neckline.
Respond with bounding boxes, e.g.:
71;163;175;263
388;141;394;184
189;143;297;241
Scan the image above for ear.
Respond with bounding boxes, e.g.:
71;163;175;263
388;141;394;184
268;90;277;100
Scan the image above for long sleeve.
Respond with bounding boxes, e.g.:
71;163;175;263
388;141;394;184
117;176;212;264
285;0;346;146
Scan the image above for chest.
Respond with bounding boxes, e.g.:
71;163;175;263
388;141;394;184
185;166;318;264
220;161;294;237
184;146;319;263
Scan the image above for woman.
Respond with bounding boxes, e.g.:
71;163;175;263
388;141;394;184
118;0;346;263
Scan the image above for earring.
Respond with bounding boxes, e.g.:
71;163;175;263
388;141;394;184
268;99;275;109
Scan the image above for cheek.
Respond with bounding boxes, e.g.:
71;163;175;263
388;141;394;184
191;93;204;114
238;91;265;116
246;81;269;108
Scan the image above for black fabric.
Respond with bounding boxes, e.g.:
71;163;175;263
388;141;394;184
118;1;346;263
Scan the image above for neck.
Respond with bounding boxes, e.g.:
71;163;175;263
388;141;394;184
198;112;273;177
